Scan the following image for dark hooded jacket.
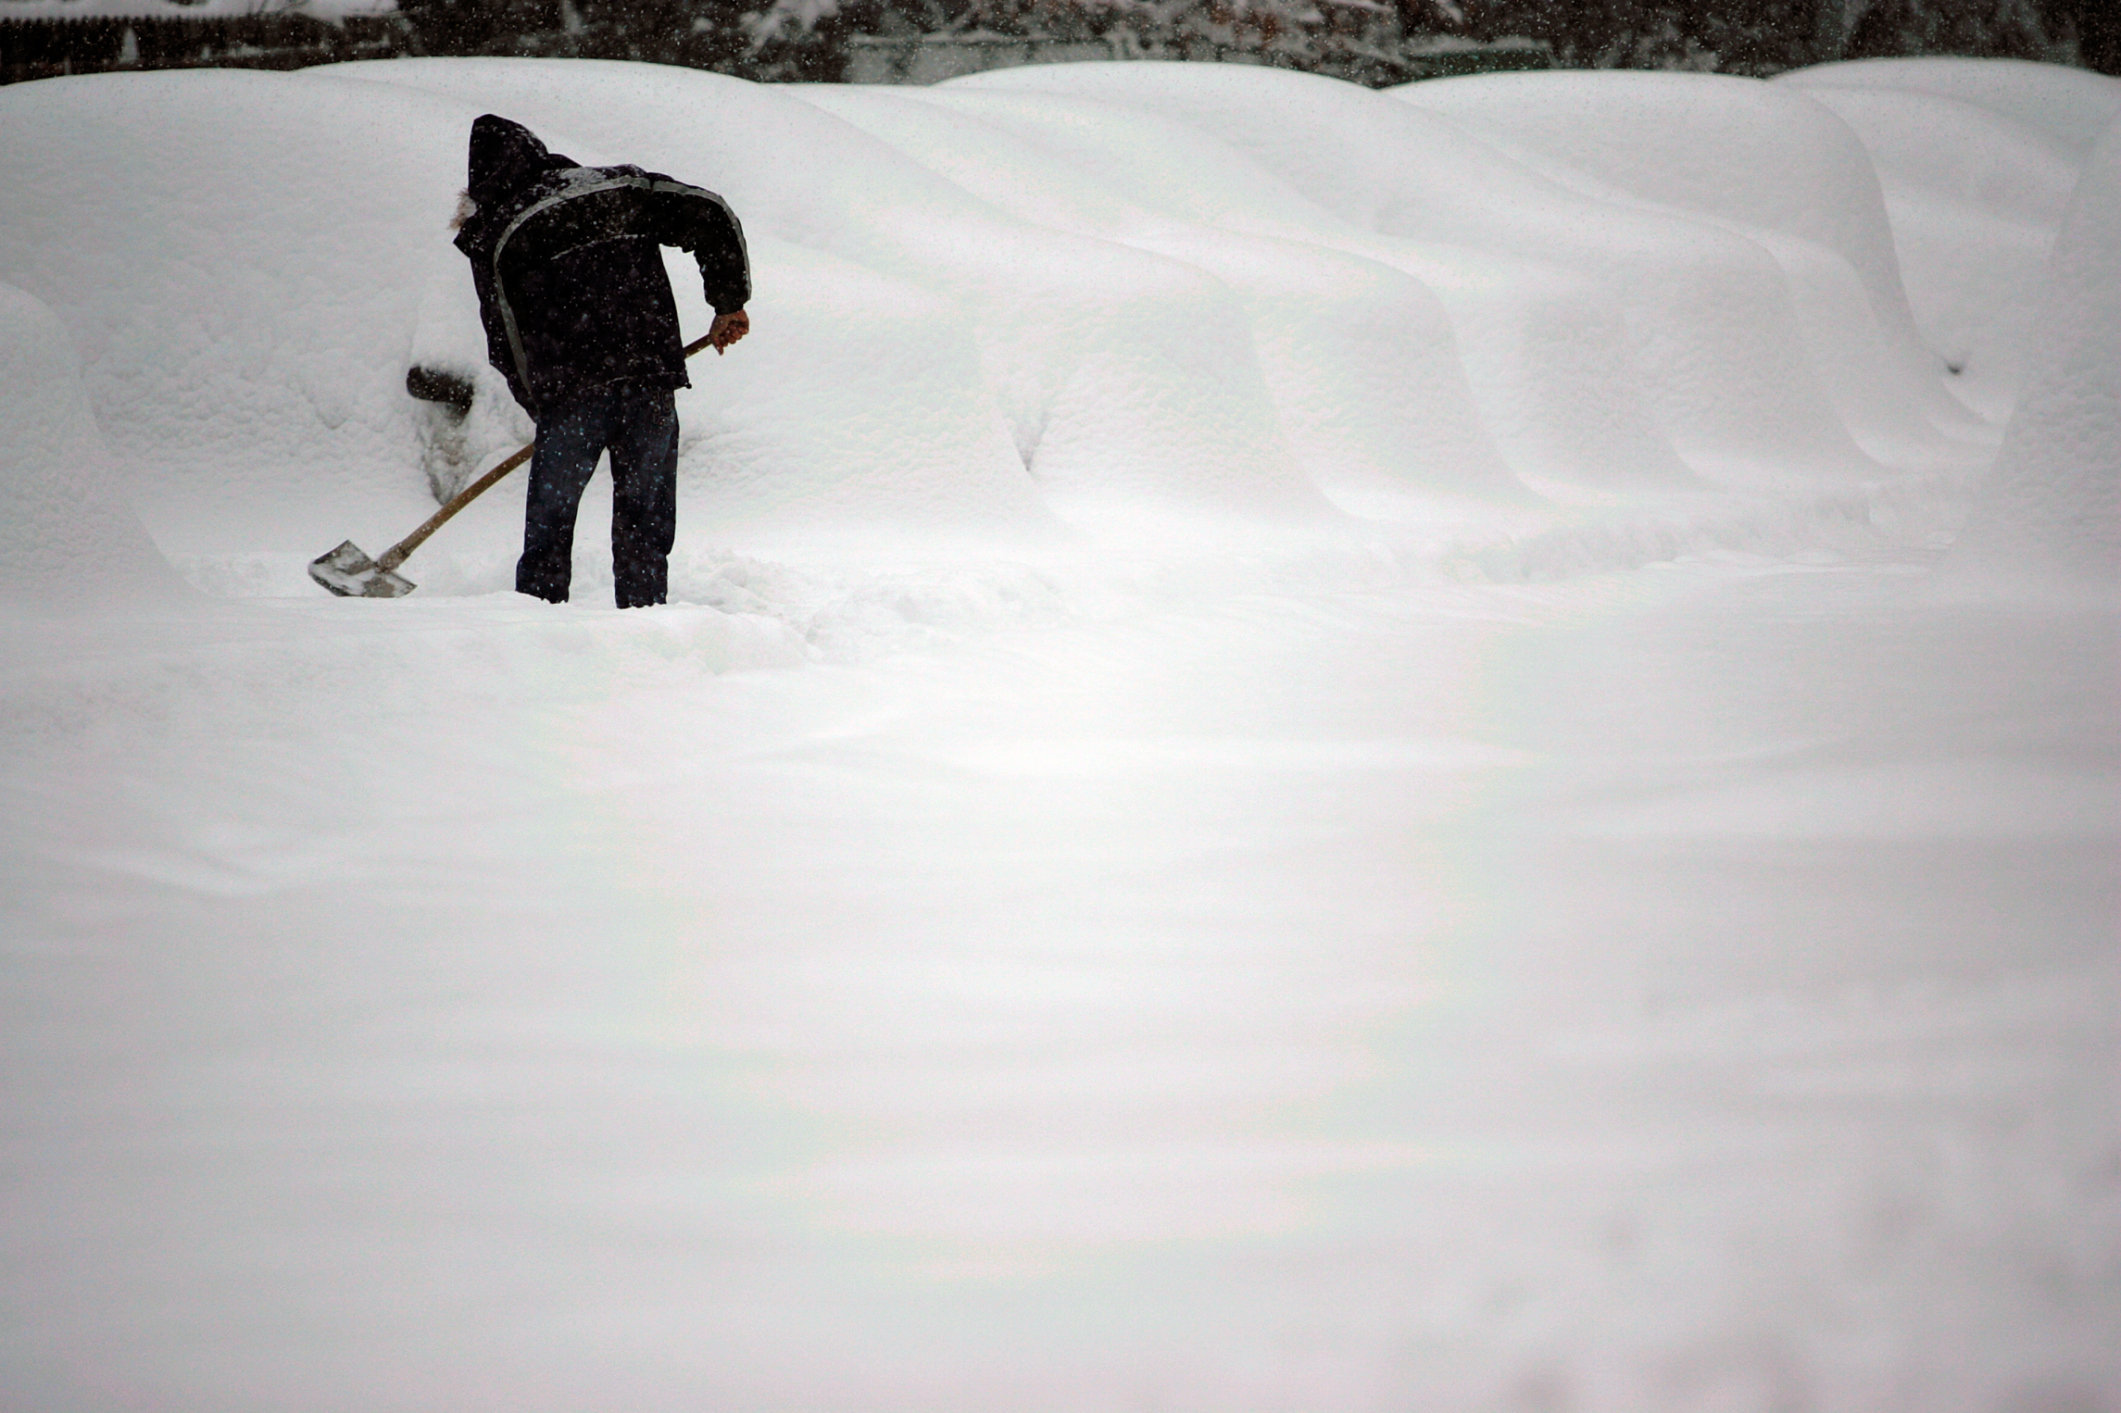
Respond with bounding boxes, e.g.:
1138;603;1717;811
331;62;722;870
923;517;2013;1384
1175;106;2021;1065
453;115;750;416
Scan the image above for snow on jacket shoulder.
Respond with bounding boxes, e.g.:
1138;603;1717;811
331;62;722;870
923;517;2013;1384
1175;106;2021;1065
454;117;750;417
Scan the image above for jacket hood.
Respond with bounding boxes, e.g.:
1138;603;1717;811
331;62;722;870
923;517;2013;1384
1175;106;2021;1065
466;114;572;205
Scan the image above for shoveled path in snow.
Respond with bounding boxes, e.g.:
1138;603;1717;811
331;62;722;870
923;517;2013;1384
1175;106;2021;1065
2;559;2115;1411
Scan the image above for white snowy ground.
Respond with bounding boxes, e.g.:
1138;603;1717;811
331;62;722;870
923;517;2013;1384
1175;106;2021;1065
0;54;2116;1412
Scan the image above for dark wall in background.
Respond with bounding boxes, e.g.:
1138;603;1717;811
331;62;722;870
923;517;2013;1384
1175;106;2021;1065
4;0;2114;89
1;10;402;84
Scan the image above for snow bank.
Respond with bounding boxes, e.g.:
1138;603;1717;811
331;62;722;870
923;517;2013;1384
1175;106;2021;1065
1777;59;2121;419
0;56;2064;598
0;282;180;605
0;69;483;561
0;65;1058;584
787;84;1530;517
1942;118;2121;599
324;58;1332;533
956;61;1912;490
1392;69;1992;473
1782;56;2121;160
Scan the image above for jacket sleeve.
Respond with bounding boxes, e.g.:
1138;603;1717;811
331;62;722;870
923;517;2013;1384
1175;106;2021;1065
457;228;535;413
636;175;752;315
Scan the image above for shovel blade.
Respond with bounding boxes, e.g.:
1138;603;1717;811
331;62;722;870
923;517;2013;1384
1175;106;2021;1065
308;540;415;598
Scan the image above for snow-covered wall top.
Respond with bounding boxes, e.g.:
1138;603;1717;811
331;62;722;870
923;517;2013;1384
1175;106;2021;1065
0;56;2113;598
0;0;390;20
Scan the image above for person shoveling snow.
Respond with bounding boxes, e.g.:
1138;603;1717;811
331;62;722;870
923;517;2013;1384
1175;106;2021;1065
309;113;753;605
454;113;751;608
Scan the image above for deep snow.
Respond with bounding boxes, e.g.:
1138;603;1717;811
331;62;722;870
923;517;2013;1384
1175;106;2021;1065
0;54;2116;1413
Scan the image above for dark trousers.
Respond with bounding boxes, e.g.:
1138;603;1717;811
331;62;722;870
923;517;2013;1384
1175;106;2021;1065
517;382;678;609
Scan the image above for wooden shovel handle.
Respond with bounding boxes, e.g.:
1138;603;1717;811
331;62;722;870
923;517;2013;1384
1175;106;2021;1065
377;332;720;574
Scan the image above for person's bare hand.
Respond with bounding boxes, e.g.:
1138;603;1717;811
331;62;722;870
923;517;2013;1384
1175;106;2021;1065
709;309;750;354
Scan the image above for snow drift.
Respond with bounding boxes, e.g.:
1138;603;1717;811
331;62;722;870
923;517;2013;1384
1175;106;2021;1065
1943;116;2121;598
0;281;180;604
1;53;2117;1413
1390;68;1989;473
0;70;481;561
1779;58;2121;419
958;61;1977;490
0;55;2114;591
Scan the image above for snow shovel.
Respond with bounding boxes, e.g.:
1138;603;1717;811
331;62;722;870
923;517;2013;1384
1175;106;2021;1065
308;438;534;597
310;330;720;598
